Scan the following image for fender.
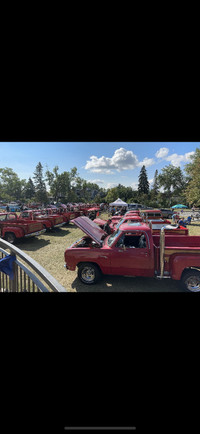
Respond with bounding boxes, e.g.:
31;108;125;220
171;254;200;280
65;248;111;274
2;225;24;239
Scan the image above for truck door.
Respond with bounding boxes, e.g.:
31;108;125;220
110;231;154;277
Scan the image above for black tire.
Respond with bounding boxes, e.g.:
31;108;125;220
180;269;200;292
43;224;49;232
78;262;102;285
4;232;16;244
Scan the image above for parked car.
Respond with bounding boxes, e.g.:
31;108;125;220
127;203;145;210
160;209;174;219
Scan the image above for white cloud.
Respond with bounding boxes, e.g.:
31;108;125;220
111;148;139;171
84;147;156;174
84;147;139;173
165;151;195;167
106;182;118;189
155;147;169;159
87;179;104;184
155;147;195;167
84;146;196;175
84;155;114;174
138;157;155;167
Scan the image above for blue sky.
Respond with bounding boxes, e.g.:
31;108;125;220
0;142;198;190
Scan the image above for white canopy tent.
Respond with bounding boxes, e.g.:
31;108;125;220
109;198;128;207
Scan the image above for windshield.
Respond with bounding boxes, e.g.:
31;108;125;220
0;215;7;221
115;218;124;229
107;228;122;246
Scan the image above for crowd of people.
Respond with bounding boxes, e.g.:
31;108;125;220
109;206;127;216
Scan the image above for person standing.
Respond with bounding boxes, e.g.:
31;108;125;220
172;213;177;224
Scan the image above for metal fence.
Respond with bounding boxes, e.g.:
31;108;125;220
0;238;67;292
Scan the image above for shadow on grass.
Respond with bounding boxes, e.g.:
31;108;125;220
48;229;70;237
17;237;51;251
72;275;183;292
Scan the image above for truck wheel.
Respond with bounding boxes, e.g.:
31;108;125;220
78;262;102;285
181;269;200;292
43;224;49;232
4;232;16;244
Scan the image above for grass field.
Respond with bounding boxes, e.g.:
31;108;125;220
15;212;200;292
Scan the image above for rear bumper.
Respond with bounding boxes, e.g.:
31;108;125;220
25;229;46;237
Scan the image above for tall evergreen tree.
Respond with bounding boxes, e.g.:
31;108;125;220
23;177;35;200
152;170;159;195
138;165;149;195
150;169;159;202
33;162;48;204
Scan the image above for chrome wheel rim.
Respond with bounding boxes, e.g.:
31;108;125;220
81;267;95;283
185;276;200;292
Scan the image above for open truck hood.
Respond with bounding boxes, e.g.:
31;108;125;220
71;216;107;246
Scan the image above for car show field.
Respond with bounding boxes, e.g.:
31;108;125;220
15;211;200;292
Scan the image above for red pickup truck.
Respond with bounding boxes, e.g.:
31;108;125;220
140;209;171;223
39;208;65;228
19;210;52;231
57;206;83;224
94;216;188;235
0;212;46;243
64;216;199;291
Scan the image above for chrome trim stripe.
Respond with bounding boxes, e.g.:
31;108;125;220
25;229;46;237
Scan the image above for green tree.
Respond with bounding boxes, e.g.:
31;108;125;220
184;147;200;206
151;169;159;197
105;184;134;204
45;166;80;202
138;166;149;195
149;169;160;206
0;167;25;201
93;188;107;203
22;177;35;201
157;165;187;207
33;162;48;204
158;165;186;196
105;187;119;203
